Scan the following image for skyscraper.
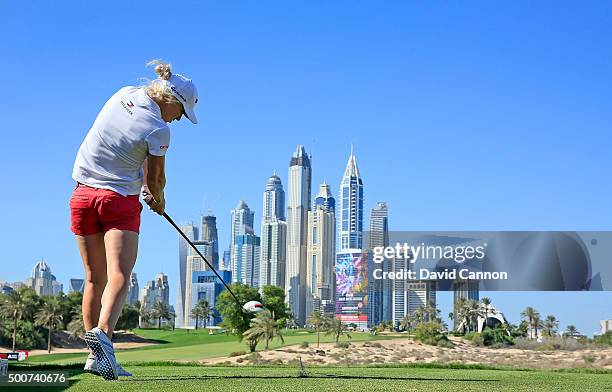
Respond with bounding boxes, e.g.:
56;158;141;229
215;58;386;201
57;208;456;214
232;233;261;286
368;202;389;327
155;272;170;305
260;174;287;289
200;213;219;270
306;182;336;317
176;222;198;328
286;145;312;326
126;273;139;305
140;272;170;311
335;147;367;327
391;257;436;327
222;249;231;271
186;270;232;327
183;253;209;326
263;173;285;221
338;147;364;251
230;200;255;276
25;260;62;296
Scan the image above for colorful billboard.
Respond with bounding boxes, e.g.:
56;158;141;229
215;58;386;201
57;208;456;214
335;250;368;329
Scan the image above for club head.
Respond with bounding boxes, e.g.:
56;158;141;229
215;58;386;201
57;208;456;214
242;300;264;314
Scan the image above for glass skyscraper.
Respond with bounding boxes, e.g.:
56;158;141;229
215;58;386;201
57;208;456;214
260;174;287;289
338;147;364;251
286;145;312;326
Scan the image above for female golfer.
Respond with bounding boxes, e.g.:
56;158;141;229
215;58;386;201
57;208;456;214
69;60;198;380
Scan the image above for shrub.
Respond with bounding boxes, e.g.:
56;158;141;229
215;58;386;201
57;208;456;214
481;327;514;346
414;322;453;347
470;334;484;346
594;331;612;346
229;350;247;357
336;341;351;348
463;332;477;341
435;338;454;348
582;354;596;365
300;341;309;348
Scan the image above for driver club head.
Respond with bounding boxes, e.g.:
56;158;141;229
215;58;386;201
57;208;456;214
242;300;264;314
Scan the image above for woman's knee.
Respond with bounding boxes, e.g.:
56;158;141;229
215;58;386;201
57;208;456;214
107;271;130;289
85;274;108;288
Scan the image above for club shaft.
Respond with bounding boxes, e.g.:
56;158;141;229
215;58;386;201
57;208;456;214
162;212;244;310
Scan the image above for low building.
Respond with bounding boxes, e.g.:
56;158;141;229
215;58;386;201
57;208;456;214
601;320;612;335
69;278;85;294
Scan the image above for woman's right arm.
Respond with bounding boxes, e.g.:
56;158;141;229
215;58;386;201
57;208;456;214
144;155;166;215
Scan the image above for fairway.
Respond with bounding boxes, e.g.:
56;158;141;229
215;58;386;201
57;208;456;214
8;364;612;391
26;329;390;364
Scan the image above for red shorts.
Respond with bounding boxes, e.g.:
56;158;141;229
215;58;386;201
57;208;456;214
69;183;142;235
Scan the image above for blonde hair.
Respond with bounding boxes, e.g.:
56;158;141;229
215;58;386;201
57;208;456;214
143;59;180;105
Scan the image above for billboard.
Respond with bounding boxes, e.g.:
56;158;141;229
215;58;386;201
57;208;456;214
335;250;368;329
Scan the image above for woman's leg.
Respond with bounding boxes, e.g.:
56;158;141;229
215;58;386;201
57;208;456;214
76;233;108;331
97;229;139;339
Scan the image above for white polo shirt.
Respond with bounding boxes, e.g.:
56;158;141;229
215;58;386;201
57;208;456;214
72;86;170;196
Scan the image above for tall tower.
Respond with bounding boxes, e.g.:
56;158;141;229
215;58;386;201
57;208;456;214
338;146;364;251
176;222;197;328
232;233;261;286
127;272;139;305
26;260;62;296
286;145;312;326
391;257;436;327
230;200;255;276
306;182;336;317
260;174;287;289
200;213;219;270
368;202;389;326
155;272;170;305
263;173;285;220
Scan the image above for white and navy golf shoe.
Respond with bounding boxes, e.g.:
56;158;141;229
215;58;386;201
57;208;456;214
84;353;133;377
84;327;118;380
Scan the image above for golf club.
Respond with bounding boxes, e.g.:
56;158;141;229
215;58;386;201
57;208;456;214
162;211;263;314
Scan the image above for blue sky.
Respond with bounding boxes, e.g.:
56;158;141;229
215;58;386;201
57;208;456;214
0;1;610;335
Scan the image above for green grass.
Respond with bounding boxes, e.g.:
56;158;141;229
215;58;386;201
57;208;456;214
7;364;612;391
26;328;390;364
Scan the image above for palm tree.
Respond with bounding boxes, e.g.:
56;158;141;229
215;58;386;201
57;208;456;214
542;315;559;337
383;320;394;332
307;311;325;347
191;299;212;329
243;309;284;350
481;297;491;328
151;301;171;329
34;297;63;353
399;314;414;332
0;289;32;351
139;307;152;328
565;325;579;338
413;306;426;325
454;297;469;332
424;299;441;323
532;313;542;339
67;305;85;339
326;316;352;343
520;306;540;339
466;300;483;332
